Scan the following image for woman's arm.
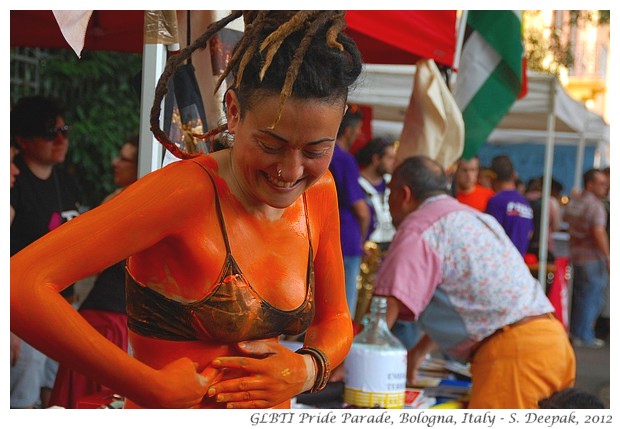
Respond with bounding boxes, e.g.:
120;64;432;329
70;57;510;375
304;172;353;366
10;160;217;408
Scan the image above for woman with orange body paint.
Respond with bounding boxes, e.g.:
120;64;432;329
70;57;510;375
10;11;362;408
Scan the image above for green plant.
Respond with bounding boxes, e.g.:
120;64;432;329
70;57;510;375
11;49;142;208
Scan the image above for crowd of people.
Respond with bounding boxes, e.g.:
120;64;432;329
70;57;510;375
10;10;610;410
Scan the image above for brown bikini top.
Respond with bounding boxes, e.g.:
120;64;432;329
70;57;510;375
125;162;314;342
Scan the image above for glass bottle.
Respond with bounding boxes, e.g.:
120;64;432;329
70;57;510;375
344;296;407;408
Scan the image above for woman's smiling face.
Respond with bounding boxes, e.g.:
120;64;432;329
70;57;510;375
227;91;345;209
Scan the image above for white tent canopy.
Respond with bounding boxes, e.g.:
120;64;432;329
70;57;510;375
350;65;610;284
487;72;610;173
351;66;609;153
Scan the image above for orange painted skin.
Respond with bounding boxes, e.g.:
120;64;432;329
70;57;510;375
10;93;352;408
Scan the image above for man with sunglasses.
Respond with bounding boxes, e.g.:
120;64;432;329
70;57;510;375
10;95;82;408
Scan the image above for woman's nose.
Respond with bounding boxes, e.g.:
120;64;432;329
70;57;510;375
279;152;304;180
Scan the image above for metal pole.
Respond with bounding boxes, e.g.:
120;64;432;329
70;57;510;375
452;10;469;71
450;10;469;91
138;43;166;178
573;132;587;193
537;78;557;287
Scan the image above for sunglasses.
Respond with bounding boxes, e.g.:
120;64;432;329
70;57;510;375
42;125;70;141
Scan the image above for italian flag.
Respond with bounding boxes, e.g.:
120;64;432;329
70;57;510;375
454;10;525;159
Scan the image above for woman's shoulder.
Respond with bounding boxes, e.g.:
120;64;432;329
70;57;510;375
305;170;338;213
124;154;219;204
145;154;217;183
307;170;336;194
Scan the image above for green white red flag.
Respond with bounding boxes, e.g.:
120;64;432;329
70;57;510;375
454;10;526;159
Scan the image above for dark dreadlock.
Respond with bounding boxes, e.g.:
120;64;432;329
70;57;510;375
150;10;362;160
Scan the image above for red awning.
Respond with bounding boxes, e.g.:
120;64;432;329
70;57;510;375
344;10;457;67
11;10;457;66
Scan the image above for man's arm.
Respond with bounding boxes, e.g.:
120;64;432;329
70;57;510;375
352;199;371;246
384;296;437;386
591;225;610;271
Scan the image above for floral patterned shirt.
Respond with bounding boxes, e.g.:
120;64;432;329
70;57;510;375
375;195;553;359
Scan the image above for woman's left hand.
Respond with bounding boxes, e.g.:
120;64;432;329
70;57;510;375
207;340;311;408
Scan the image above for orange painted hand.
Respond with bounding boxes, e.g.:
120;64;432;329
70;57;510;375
207;340;311;408
140;357;222;408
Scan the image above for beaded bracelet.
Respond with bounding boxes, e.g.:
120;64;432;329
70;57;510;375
295;346;331;393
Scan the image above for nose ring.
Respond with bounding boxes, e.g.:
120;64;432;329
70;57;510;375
277;169;282;178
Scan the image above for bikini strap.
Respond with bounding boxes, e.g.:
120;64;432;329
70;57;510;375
303;192;312;243
192;161;232;254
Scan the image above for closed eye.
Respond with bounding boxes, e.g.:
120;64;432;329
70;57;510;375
258;140;283;154
303;148;330;159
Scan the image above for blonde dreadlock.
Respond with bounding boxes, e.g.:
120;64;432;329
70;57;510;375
151;11;357;160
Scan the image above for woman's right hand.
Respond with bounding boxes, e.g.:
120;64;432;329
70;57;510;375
144;357;222;408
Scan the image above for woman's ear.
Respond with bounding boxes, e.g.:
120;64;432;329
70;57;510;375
225;90;241;134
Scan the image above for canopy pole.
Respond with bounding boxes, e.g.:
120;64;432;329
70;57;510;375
138;10;180;178
450;10;468;90
573;131;587;193
537;79;557;287
138;43;166;178
452;10;468;70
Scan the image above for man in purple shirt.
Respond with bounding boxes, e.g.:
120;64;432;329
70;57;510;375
485;154;533;256
329;105;370;317
374;155;574;408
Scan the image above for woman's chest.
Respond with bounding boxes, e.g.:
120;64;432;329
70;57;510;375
129;215;312;309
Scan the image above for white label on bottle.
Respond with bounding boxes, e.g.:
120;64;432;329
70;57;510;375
344;343;407;408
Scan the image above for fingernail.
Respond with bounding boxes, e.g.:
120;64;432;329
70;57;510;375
208;387;215;397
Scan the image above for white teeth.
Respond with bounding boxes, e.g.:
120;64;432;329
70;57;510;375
267;174;293;188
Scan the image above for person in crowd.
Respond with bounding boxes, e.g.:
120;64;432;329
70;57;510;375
524;176;563;261
595;166;610;342
354;137;420;349
477;165;495;189
564;168;610;348
329;103;370;317
538;387;604;409
10;139;20;189
49;134;139;408
515;178;526;195
354;136;397;250
10;95;82;408
453;156;494;212
485;154;534;256
11;11;361;409
374;155;575;408
9;140;23;403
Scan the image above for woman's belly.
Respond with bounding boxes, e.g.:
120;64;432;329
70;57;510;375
124;331;291;409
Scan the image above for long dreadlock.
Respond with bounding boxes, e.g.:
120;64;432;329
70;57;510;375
150;11;353;160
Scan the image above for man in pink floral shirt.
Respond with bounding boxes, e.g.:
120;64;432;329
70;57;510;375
374;155;575;409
